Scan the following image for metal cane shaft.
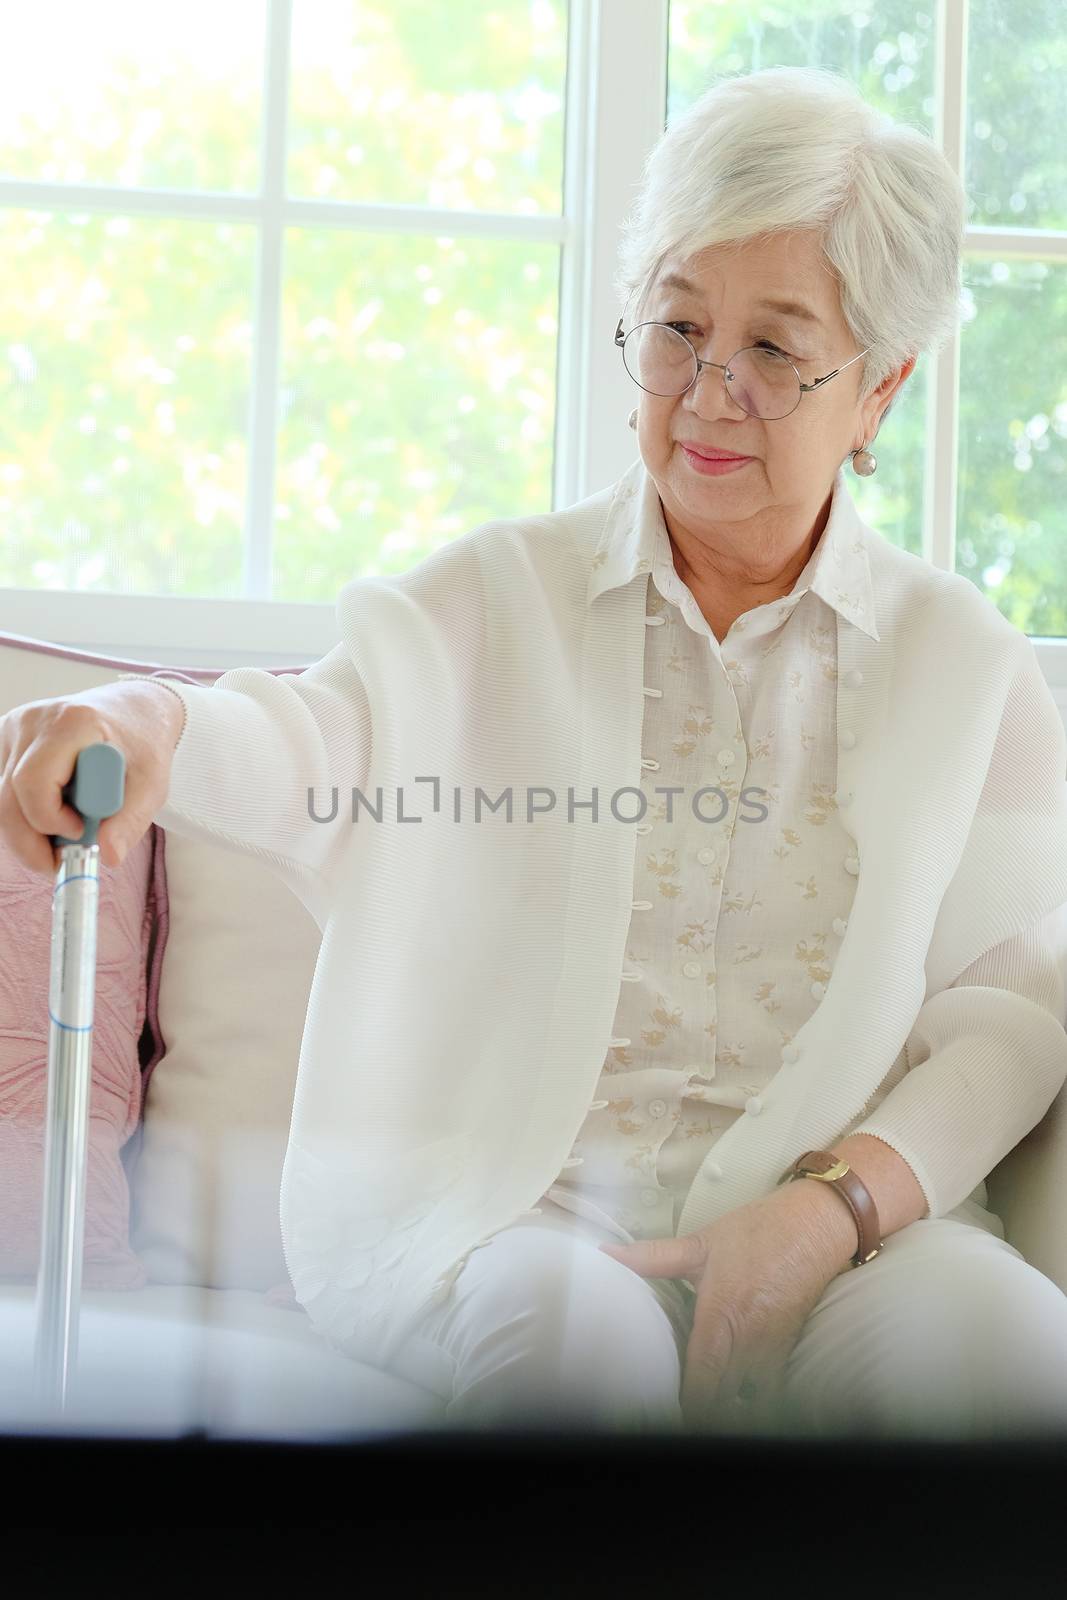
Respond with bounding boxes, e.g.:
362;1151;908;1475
32;740;126;1420
33;845;99;1414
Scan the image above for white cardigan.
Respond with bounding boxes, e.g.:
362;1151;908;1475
152;455;1067;1369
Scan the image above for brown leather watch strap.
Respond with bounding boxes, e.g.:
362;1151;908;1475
777;1148;884;1267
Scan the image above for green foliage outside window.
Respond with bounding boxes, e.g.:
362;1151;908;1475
0;0;1063;637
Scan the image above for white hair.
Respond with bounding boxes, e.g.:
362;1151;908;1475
615;66;968;428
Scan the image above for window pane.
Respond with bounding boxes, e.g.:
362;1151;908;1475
666;0;933;554
0;0;265;193
956;257;1067;637
0;210;253;597
668;1;935;136
288;0;567;213
273;231;559;602
966;0;1067;231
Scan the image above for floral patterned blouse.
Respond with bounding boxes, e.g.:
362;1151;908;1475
538;474;915;1245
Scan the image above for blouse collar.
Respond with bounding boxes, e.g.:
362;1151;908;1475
587;454;881;643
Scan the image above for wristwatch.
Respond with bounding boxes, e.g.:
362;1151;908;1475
777;1148;884;1268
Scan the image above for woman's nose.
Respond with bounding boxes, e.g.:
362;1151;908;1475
684;361;746;419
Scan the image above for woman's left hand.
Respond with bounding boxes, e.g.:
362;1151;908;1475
598;1184;848;1429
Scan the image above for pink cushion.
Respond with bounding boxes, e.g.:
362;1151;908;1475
0;631;301;1307
0;826;165;1288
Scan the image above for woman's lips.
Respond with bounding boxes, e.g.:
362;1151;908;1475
681;444;754;476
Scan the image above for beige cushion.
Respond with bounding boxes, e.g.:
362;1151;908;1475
129;832;319;1289
985;902;1067;1293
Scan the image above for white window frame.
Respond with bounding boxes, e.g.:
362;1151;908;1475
2;0;1065;702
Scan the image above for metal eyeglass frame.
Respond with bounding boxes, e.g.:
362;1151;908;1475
614;317;871;420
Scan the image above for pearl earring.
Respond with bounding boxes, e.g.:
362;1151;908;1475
851;439;877;476
628;407;638;430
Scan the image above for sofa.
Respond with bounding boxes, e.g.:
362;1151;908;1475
2;626;1067;1442
0;629;446;1441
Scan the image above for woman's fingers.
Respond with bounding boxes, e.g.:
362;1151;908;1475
0;684;180;876
0;707;101;875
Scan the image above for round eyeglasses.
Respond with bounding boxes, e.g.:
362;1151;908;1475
614;318;870;422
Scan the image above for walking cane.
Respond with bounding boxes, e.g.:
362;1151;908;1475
33;741;127;1420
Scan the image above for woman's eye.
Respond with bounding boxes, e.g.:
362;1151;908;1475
666;323;791;359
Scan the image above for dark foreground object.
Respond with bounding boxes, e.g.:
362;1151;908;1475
2;1427;1064;1592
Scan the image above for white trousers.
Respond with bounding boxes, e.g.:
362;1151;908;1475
384;1203;1067;1441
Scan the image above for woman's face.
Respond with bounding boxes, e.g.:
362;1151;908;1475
631;229;914;565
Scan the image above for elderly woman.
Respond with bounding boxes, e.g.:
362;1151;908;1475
5;66;1067;1443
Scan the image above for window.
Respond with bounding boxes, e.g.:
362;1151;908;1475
1;1;1064;684
0;0;572;663
668;0;1067;696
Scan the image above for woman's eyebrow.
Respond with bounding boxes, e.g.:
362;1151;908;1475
756;296;824;326
657;273;824;327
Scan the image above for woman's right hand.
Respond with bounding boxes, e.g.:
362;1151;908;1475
0;681;185;876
